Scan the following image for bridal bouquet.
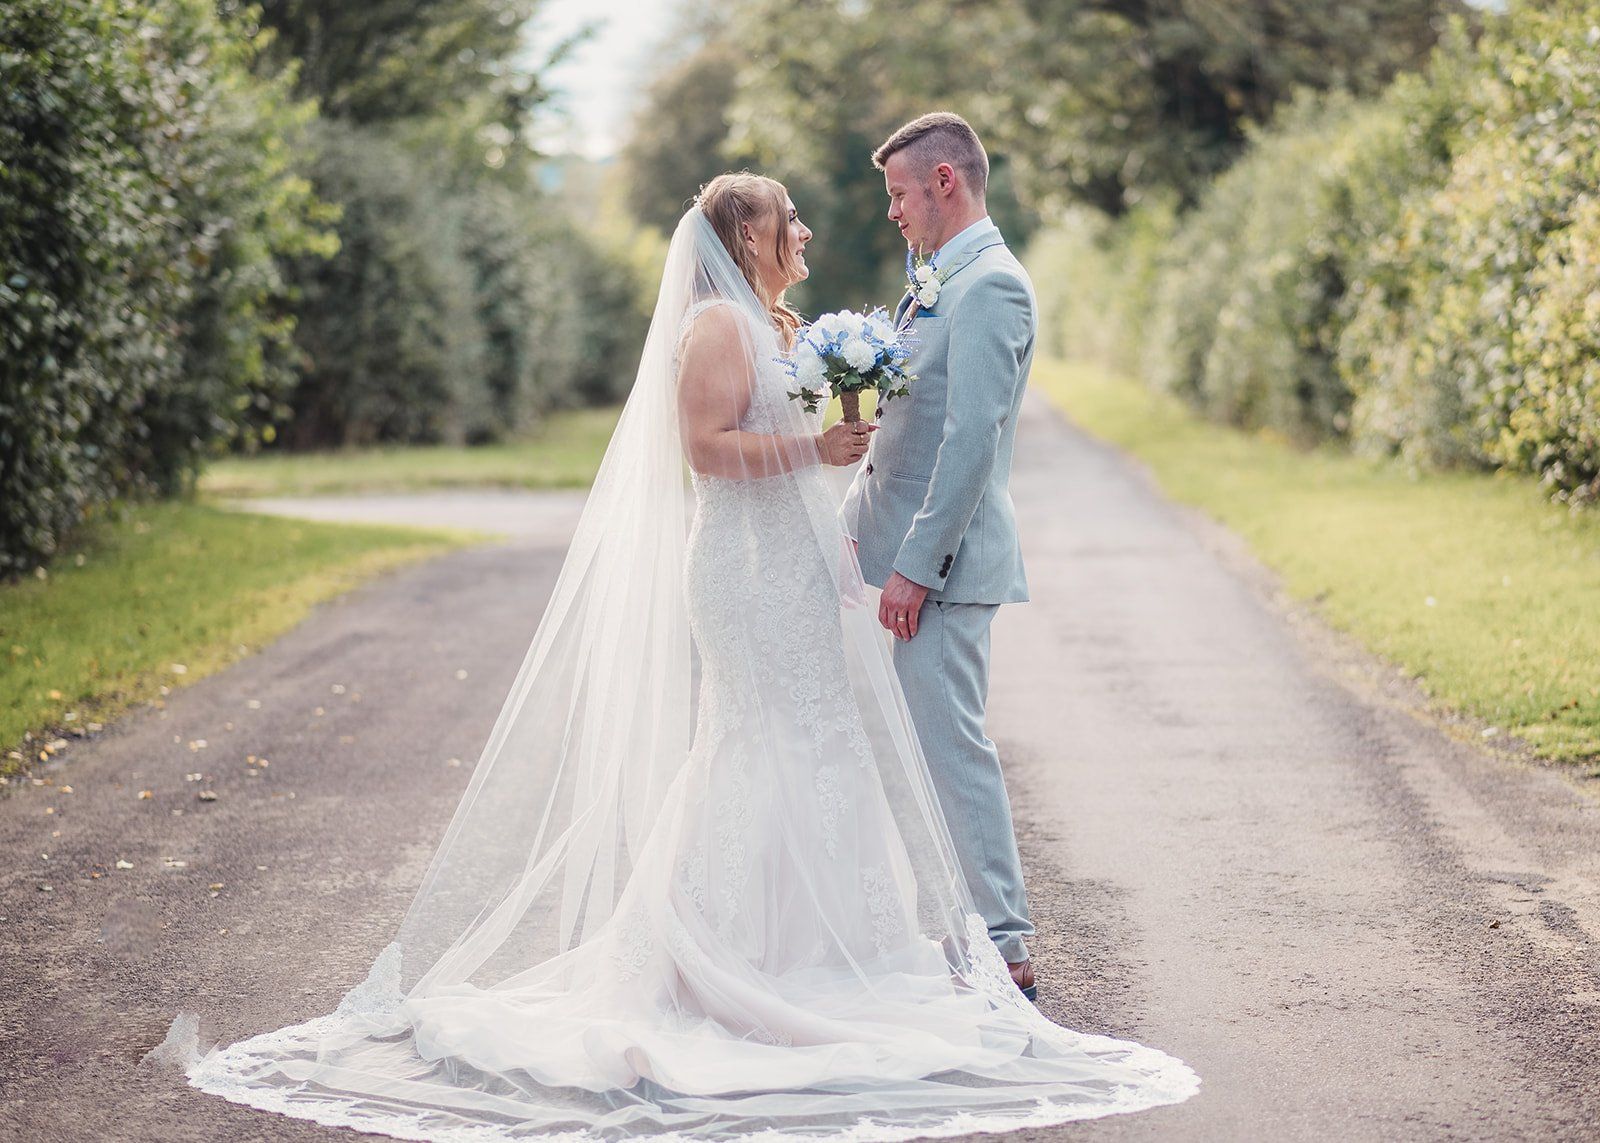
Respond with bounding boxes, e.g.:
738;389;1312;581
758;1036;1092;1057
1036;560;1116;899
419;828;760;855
783;308;915;424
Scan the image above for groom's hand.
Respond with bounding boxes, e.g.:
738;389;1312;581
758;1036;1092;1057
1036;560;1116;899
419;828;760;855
879;572;930;641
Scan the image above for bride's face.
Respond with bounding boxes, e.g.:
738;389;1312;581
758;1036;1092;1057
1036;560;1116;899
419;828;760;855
749;197;811;295
781;198;812;286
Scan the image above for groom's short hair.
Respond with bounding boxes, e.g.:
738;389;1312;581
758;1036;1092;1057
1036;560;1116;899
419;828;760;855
873;113;989;196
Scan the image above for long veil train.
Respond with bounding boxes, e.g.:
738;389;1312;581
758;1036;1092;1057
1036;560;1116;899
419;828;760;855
151;205;1198;1140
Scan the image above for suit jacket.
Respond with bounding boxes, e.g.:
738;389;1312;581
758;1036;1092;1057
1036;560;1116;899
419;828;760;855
840;219;1034;604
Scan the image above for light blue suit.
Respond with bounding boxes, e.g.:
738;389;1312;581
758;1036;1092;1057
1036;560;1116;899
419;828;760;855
840;217;1036;962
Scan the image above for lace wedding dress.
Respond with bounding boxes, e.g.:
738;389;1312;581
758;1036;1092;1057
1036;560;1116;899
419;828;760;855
158;208;1198;1140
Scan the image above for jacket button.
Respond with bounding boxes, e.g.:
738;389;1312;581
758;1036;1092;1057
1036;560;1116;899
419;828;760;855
864;463;873;475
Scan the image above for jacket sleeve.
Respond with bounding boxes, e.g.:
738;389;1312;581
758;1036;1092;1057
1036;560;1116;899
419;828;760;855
891;270;1032;587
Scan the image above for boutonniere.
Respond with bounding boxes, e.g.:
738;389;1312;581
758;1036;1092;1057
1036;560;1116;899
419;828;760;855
906;249;950;311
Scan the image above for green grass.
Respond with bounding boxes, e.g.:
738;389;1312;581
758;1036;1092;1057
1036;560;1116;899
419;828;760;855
2;501;479;775
200;406;622;497
1034;359;1600;763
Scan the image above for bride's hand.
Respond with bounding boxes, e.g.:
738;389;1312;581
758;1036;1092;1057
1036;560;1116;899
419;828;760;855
818;420;875;466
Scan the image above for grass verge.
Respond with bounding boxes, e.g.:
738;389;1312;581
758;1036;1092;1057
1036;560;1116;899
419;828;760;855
1034;359;1600;763
2;501;479;776
200;407;622;497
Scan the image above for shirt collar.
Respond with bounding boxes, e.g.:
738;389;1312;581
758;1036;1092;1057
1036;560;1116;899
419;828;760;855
931;215;994;269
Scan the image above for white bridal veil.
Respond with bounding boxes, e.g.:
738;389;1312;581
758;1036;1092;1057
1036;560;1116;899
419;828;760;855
157;205;1198;1140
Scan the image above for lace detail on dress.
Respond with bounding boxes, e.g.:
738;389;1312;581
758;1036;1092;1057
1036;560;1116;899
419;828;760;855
815;765;846;859
611;908;654;982
862;865;905;956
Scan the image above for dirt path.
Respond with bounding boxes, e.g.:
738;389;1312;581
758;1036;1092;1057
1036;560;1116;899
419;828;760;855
3;395;1599;1140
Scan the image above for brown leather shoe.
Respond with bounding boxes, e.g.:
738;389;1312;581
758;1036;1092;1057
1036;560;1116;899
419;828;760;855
1008;958;1037;1002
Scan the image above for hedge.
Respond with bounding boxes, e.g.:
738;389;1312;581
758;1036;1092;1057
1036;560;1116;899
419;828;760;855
1030;2;1600;505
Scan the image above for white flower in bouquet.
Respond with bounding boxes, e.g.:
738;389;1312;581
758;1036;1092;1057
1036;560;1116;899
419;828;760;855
793;344;827;389
841;335;877;372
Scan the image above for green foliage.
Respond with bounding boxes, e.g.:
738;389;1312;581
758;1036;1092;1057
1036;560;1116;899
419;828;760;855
628;0;1450;309
1036;2;1600;507
626;0;1037;313
991;0;1461;214
278;121;645;448
199;406;620;497
281;123;483;447
248;0;556;137
1339;3;1600;501
0;0;327;577
1142;92;1439;441
622;38;747;234
1029;201;1174;378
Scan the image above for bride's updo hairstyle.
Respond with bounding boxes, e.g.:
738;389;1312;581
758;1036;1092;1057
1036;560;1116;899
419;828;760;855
696;172;802;343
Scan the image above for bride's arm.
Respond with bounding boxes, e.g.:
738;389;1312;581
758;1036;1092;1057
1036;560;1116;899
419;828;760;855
677;306;864;478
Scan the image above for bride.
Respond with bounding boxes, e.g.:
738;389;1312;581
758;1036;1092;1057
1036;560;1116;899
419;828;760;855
158;171;1198;1139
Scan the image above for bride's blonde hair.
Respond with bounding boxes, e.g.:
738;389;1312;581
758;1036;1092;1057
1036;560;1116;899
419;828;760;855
696;172;803;343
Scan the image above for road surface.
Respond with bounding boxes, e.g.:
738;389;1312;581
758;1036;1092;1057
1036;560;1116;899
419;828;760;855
4;394;1599;1140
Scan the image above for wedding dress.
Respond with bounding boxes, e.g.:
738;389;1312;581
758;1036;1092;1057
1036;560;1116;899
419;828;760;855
153;206;1198;1140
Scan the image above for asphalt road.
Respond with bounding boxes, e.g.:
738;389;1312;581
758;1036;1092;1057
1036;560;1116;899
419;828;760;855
4;394;1600;1141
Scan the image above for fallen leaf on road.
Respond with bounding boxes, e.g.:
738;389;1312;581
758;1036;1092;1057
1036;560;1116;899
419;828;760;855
115;859;134;870
197;790;218;802
138;790;153;800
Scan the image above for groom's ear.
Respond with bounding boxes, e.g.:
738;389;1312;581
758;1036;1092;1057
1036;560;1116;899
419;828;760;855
934;162;958;196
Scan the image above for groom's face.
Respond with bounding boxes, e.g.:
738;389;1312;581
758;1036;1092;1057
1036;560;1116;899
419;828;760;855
882;151;943;257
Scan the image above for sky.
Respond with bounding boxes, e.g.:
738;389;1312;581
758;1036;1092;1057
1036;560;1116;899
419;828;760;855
529;0;677;159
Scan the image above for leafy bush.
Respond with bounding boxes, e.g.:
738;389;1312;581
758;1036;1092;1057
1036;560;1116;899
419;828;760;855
279;123;483;448
1341;4;1600;497
0;0;325;577
1029;201;1174;381
1033;2;1600;506
278;122;645;449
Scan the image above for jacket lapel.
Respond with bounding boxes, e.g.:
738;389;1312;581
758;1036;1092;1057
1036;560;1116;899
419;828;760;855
932;223;1005;287
892;221;1005;331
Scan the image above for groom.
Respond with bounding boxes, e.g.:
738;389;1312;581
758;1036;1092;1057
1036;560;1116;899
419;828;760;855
840;112;1039;999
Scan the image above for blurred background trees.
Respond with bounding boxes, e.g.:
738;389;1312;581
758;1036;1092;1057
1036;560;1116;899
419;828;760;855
7;0;1599;581
2;0;646;576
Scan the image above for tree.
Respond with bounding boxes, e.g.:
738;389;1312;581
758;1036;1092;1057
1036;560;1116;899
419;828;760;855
986;0;1464;212
622;38;749;233
242;0;562;144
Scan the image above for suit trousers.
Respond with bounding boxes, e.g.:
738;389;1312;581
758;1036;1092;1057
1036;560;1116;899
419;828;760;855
893;598;1033;962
